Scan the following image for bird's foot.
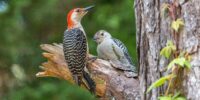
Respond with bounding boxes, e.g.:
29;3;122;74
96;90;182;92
88;57;98;62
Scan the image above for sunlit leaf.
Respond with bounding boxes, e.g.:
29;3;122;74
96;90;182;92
166;41;176;51
168;58;184;70
172;91;181;99
174;97;186;100
160;47;169;58
167;40;173;46
147;74;175;93
158;96;172;100
167;57;191;70
184;60;191;69
158;92;186;100
171;18;184;32
160;41;176;59
172;92;186;100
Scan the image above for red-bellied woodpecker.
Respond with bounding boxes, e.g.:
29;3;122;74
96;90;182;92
63;5;95;93
93;30;138;78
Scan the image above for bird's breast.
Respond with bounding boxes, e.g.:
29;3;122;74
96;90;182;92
97;41;118;60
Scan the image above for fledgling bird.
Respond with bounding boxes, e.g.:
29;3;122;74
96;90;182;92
93;30;138;78
63;5;95;93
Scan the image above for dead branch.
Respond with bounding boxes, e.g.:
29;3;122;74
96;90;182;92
36;43;140;100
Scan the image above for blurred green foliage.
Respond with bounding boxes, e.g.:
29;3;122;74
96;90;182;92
0;0;136;100
5;79;96;100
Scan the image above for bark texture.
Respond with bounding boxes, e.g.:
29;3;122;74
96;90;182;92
134;0;200;100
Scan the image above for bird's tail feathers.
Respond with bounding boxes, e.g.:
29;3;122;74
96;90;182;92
83;71;96;94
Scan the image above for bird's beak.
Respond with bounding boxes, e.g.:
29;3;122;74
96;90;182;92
83;5;95;12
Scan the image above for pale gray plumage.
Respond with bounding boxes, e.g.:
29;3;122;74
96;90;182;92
93;30;138;77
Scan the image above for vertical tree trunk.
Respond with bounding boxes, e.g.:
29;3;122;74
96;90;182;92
134;0;200;100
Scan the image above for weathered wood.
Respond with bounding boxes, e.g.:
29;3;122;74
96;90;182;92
134;0;200;99
36;43;140;100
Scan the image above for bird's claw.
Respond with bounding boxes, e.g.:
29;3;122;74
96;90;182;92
88;57;98;62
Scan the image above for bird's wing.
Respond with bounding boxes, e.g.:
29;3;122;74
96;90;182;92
63;28;87;75
111;41;124;60
112;38;135;67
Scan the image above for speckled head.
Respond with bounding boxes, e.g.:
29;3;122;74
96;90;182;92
93;30;112;44
67;5;94;29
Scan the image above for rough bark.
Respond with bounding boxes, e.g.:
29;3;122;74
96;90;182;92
37;43;140;100
134;0;200;100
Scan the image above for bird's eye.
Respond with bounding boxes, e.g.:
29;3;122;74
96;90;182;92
101;33;104;36
76;9;80;12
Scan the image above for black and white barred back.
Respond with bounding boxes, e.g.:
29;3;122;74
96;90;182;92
63;28;96;93
63;28;87;76
112;38;136;67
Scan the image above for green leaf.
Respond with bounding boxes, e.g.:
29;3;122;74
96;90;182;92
174;97;186;100
167;58;184;70
158;92;186;100
167;41;173;46
176;57;185;66
184;60;191;69
172;91;181;99
167;57;191;70
147;74;175;93
160;47;170;58
171;18;184;32
160;41;176;59
158;96;172;100
172;92;186;100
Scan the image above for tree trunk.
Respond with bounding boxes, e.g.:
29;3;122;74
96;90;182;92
134;0;200;100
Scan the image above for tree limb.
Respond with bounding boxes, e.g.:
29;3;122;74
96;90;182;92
36;43;140;100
